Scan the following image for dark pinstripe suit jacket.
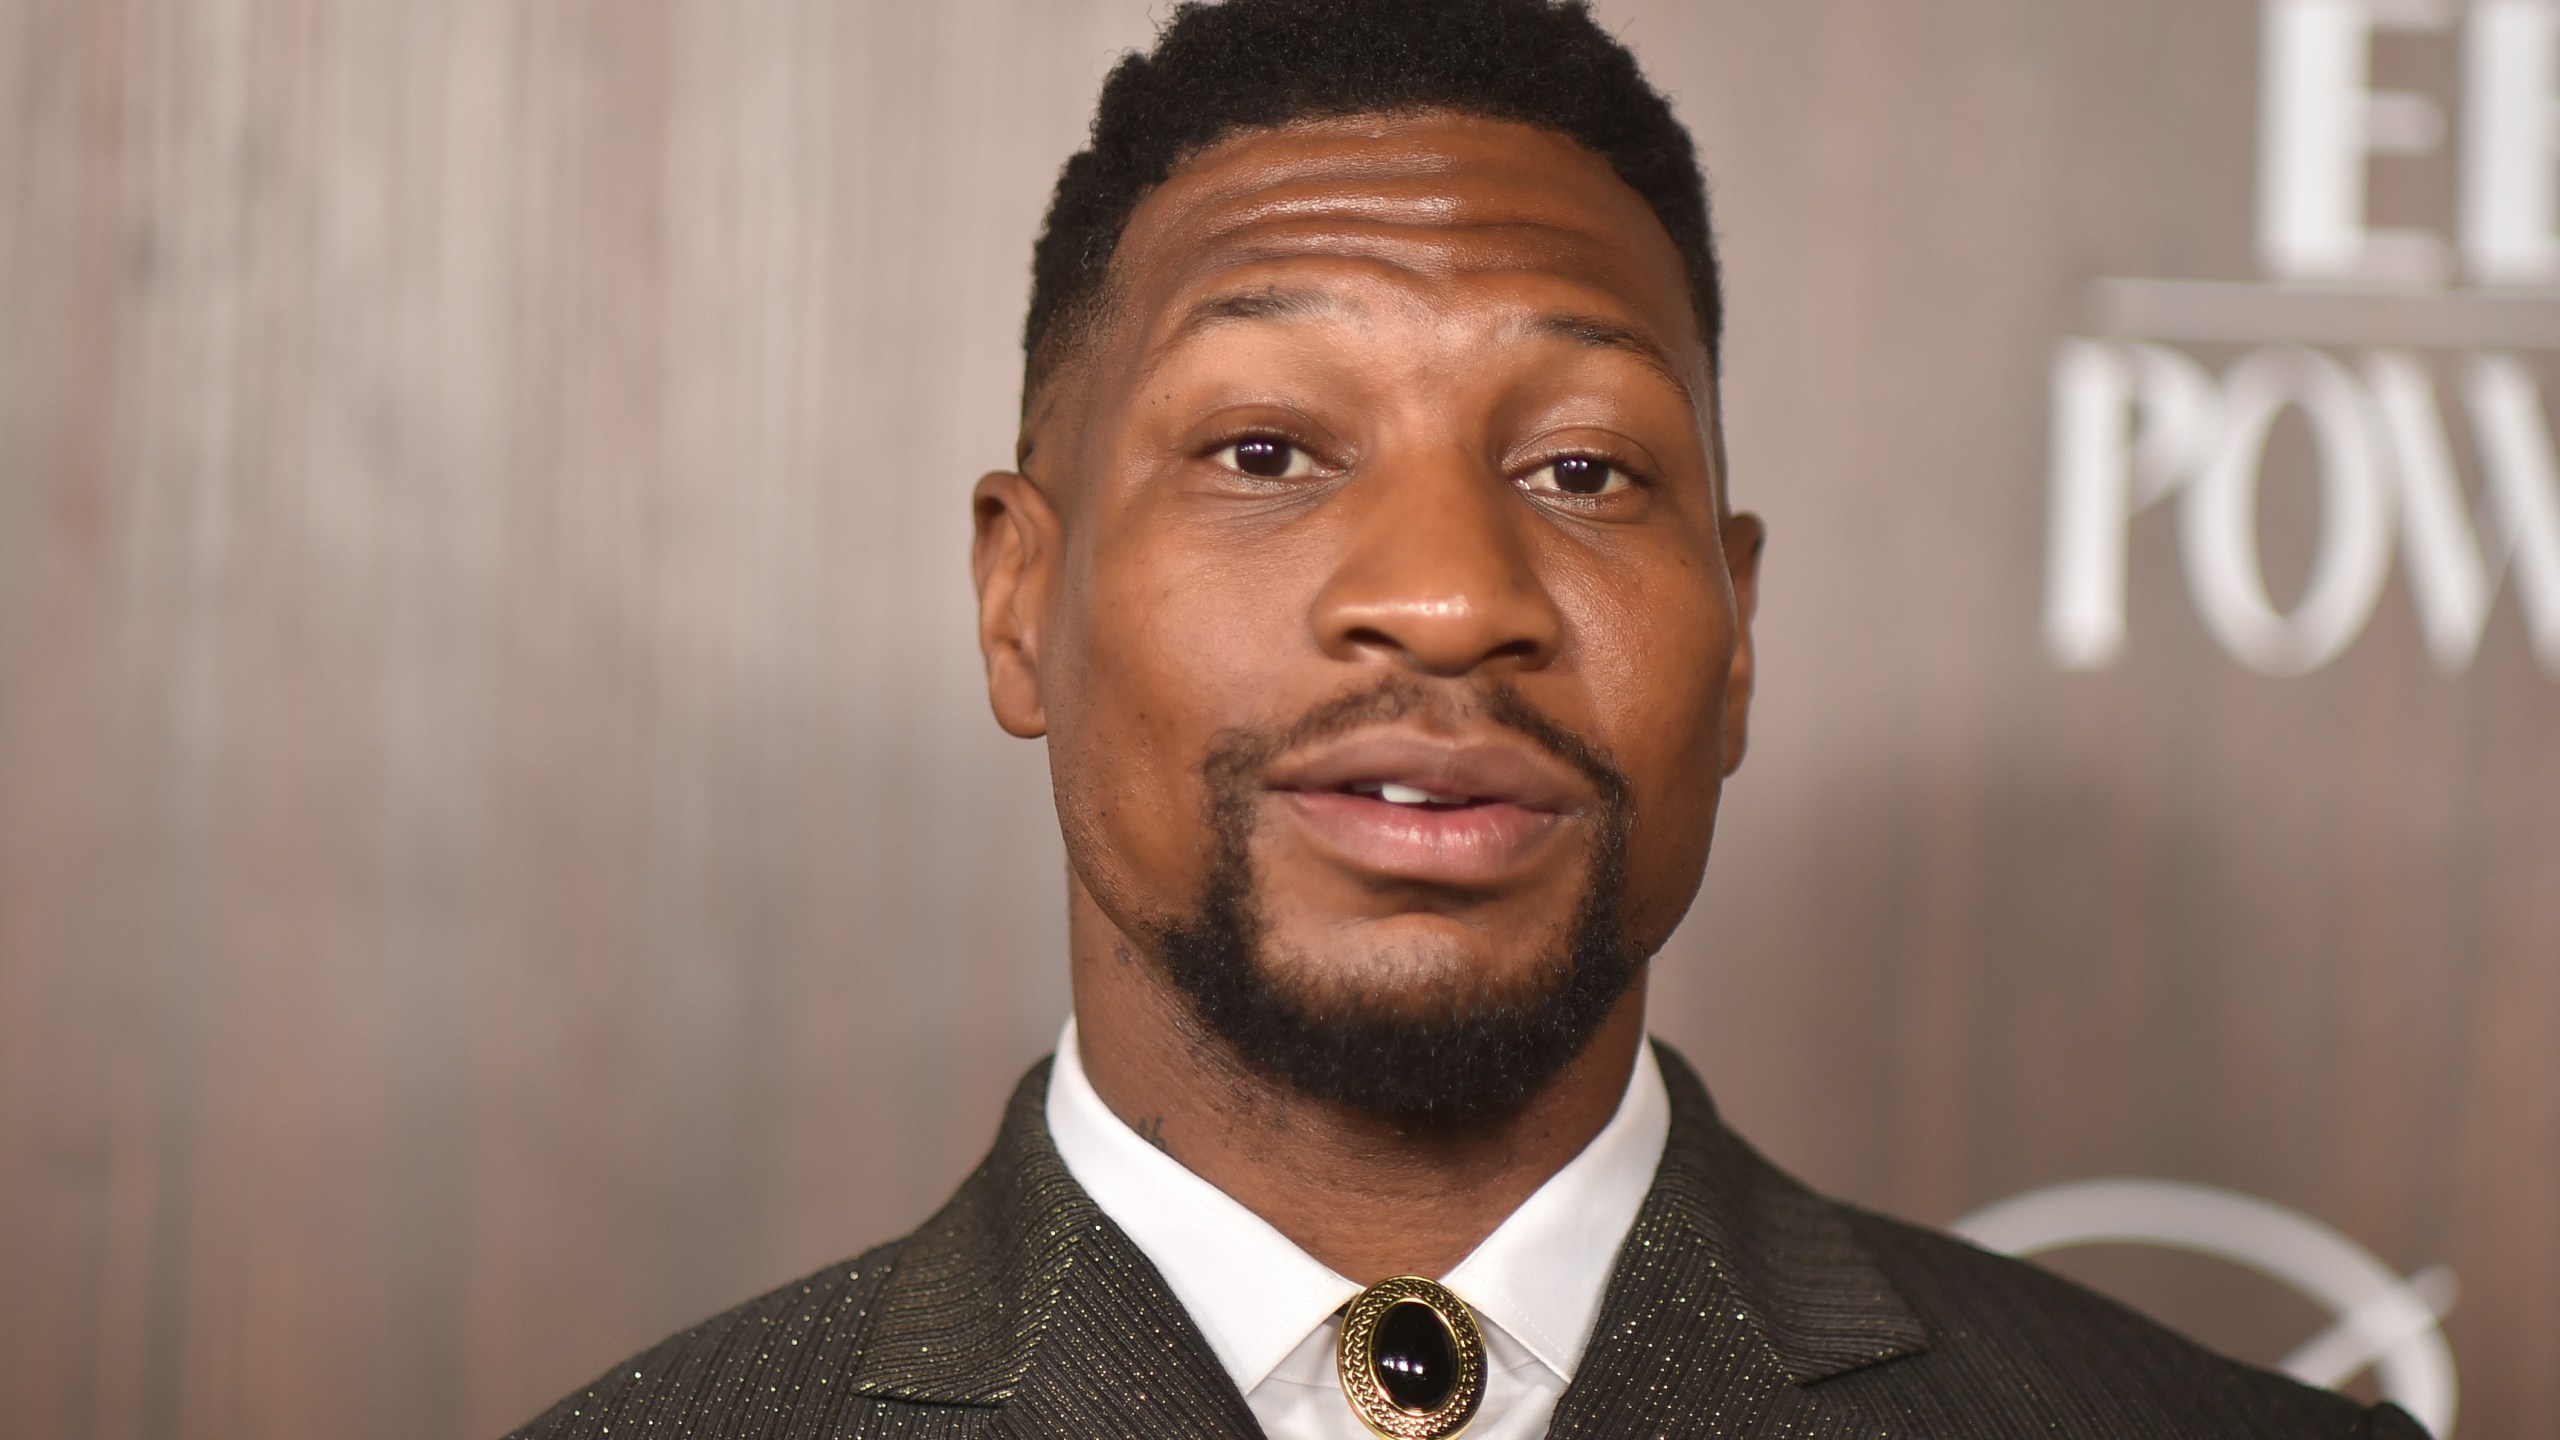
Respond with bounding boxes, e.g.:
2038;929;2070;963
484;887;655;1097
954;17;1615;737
510;1044;2423;1438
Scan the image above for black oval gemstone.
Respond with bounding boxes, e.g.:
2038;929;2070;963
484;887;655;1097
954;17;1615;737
1370;1299;1458;1414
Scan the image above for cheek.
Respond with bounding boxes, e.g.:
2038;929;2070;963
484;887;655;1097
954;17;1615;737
1045;520;1315;902
1560;549;1734;891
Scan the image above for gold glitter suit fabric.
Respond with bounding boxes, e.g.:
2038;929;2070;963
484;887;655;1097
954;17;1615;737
509;1044;2425;1438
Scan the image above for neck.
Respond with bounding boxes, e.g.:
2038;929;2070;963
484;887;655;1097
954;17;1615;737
1065;883;1647;1285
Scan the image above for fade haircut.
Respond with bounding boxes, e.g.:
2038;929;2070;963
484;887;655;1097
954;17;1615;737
1021;0;1720;405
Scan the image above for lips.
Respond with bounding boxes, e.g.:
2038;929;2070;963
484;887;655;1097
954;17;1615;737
1265;730;1594;887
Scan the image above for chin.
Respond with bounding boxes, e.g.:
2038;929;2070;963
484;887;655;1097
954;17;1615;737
1253;915;1578;1019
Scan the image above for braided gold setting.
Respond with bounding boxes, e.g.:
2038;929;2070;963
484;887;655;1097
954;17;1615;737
1334;1275;1486;1440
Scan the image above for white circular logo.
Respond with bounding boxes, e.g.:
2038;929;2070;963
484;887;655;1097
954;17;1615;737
1953;1178;2458;1437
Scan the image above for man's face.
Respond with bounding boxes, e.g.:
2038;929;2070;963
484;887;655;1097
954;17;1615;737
977;111;1760;1115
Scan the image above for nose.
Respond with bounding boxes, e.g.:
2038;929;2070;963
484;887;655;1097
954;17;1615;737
1308;448;1567;677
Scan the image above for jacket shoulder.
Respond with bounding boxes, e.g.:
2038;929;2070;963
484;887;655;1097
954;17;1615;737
505;1061;1103;1439
1830;1207;2427;1438
505;1238;961;1440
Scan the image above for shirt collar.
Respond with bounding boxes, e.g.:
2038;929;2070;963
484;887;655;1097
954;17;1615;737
1045;1019;1359;1392
1443;1036;1669;1377
1044;1017;1670;1394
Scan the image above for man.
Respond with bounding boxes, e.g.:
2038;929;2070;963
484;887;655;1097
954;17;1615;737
514;2;2421;1436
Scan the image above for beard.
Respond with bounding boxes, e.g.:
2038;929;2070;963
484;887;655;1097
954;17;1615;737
1145;677;1641;1127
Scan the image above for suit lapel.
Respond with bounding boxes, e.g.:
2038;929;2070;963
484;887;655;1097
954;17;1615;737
986;1219;1266;1440
844;1062;1263;1440
1546;1045;1931;1439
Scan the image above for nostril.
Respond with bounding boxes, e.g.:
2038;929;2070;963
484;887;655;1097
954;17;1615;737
1315;577;1565;674
1328;622;1555;673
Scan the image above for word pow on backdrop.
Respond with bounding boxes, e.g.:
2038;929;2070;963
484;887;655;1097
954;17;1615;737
2047;0;2560;677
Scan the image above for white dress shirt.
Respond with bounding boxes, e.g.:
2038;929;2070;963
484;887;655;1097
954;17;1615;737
1045;1019;1670;1440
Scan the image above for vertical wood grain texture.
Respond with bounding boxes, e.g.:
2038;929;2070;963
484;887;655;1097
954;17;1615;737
0;3;2548;1437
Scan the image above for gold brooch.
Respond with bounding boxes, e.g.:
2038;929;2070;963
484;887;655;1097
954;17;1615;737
1334;1275;1486;1440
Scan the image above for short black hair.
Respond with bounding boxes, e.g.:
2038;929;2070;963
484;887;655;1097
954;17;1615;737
1022;0;1719;403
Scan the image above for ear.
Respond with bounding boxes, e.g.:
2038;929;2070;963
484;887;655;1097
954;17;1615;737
972;470;1060;739
1717;512;1765;777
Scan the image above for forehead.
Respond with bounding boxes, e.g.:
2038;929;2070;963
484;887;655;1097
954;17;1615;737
1097;111;1706;383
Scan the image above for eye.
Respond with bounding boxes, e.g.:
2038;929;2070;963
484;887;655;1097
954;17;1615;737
1215;436;1317;480
1521;455;1630;497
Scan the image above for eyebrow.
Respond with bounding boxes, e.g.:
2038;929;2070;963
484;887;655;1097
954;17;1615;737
1163;285;1338;348
1522;313;1699;409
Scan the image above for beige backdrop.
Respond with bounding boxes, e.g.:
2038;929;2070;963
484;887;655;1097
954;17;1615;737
2;2;2551;1437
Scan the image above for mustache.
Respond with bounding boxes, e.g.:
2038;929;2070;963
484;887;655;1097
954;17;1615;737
1201;674;1629;813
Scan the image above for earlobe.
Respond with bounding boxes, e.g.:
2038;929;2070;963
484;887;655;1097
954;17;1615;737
1719;512;1766;776
972;470;1058;739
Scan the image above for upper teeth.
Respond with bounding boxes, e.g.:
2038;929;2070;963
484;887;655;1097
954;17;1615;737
1364;782;1468;806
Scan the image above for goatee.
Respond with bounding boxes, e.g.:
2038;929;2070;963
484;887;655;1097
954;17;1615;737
1146;678;1640;1126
